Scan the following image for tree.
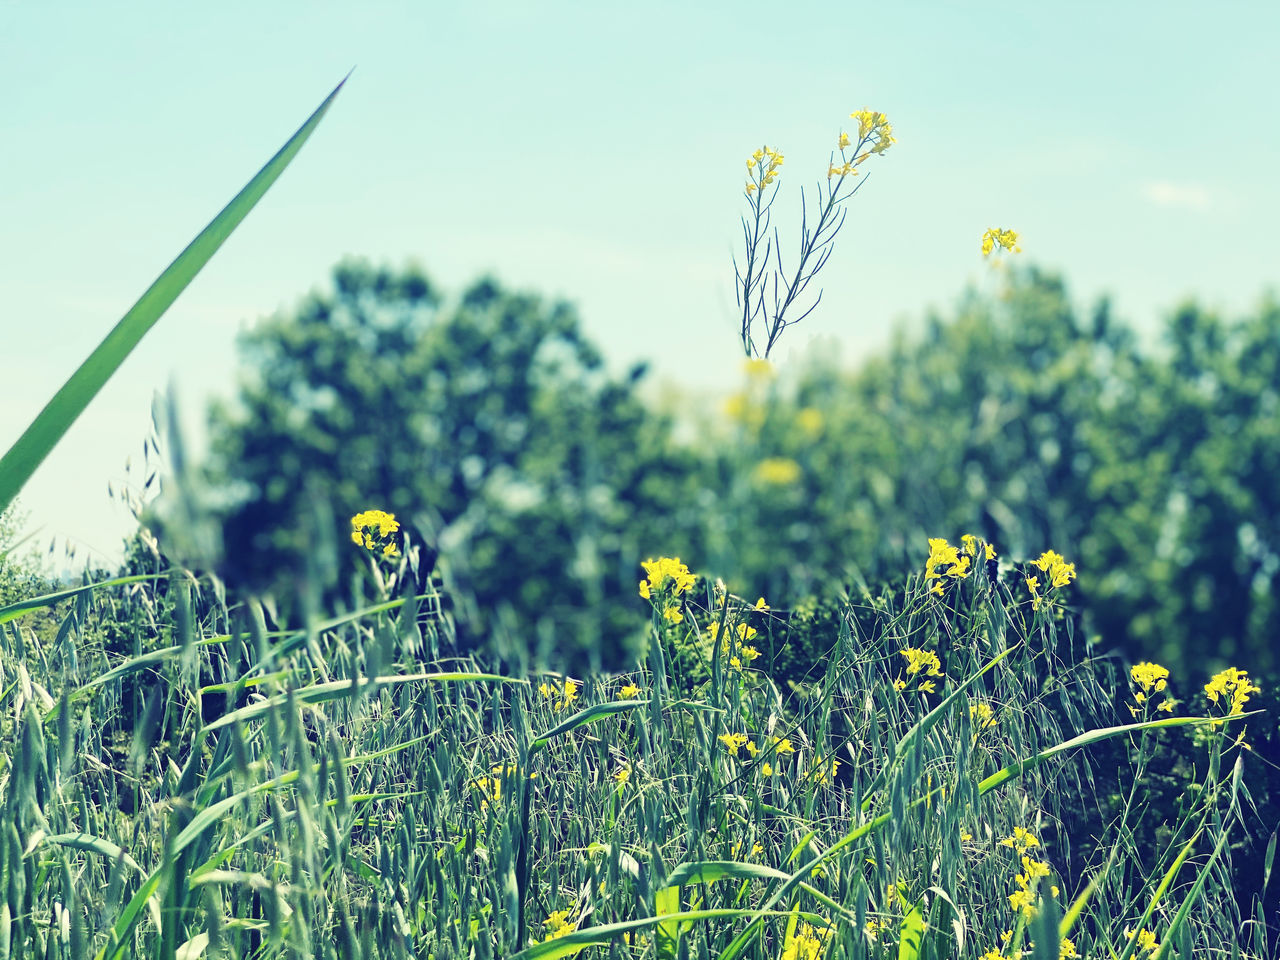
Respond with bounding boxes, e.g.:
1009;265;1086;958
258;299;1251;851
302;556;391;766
702;269;1279;680
201;260;703;670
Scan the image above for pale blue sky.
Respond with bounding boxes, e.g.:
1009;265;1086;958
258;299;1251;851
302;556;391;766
2;1;1277;569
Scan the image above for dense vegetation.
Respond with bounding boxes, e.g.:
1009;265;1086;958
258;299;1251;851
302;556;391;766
200;262;1279;684
0;529;1272;958
2;84;1275;958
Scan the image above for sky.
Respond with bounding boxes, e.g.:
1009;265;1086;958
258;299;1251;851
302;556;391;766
2;0;1278;570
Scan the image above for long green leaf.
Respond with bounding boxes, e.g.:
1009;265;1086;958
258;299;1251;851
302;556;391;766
0;574;160;625
0;75;348;516
201;672;517;732
529;700;645;751
898;897;926;960
507;909;798;960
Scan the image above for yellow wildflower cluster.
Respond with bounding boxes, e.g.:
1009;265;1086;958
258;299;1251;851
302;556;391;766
970;700;997;730
350;509;401;558
613;764;631;786
718;732;750;754
996;828;1061;927
781;921;831;960
925;537;972;595
795;407;824;436
1034;550;1076;587
807;756;841;786
895;647;943;695
1025;549;1076;612
752;456;803;487
1124;927;1160;958
639;556;697;598
981;228;1021;257
708;604;764;672
1128;661;1178;718
828;108;895;180
542;909;577;942
538;677;579;712
1204;666;1261;723
962;534;998;563
745;145;784;195
639;556;697;625
618;682;642;699
473;763;524;814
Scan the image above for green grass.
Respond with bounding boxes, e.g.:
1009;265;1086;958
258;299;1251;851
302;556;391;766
0;540;1268;959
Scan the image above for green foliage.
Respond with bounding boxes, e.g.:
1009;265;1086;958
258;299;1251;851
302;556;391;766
706;269;1280;681
0;503;52;608
0;543;1269;959
204;261;702;672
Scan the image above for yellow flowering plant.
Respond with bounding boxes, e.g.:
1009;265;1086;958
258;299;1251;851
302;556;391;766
733;108;894;359
350;508;401;559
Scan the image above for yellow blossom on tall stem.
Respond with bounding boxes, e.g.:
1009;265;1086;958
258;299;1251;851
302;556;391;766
981;227;1021;257
638;556;697;600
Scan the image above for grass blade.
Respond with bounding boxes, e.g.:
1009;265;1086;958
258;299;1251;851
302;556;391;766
0;75;348;516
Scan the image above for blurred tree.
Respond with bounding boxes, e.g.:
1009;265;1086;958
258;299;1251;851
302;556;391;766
705;269;1279;680
0;502;52;607
202;260;703;671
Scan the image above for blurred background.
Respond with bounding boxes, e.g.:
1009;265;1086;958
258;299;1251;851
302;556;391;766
2;1;1278;681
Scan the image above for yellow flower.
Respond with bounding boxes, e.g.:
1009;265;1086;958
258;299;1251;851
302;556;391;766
981;227;1021;257
754;596;770;611
849;108;895;154
962;534;977;555
618;683;642;699
781;921;831;960
743;357;775;380
925;537;961;580
350;509;401;557
838;131;850;150
761;761;774;777
918;679;937;694
1025;575;1042;610
900;647;943;677
752;457;803;487
1000;827;1040;852
663;604;684;624
771;736;795;754
1033;549;1076;588
542;909;577;942
970;701;997;730
1204;666;1261;716
639;557;697;598
1125;927;1160;958
718;732;749;754
613;765;631;785
808;757;840;786
561;679;578;709
541;678;579;711
796;407;824;435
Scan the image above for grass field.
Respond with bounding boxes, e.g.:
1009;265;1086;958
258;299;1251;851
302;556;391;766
0;529;1269;960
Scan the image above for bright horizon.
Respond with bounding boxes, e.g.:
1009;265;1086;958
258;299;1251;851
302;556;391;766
3;1;1278;571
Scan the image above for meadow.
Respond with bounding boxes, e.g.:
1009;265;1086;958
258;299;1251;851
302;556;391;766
0;80;1274;959
0;526;1269;959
